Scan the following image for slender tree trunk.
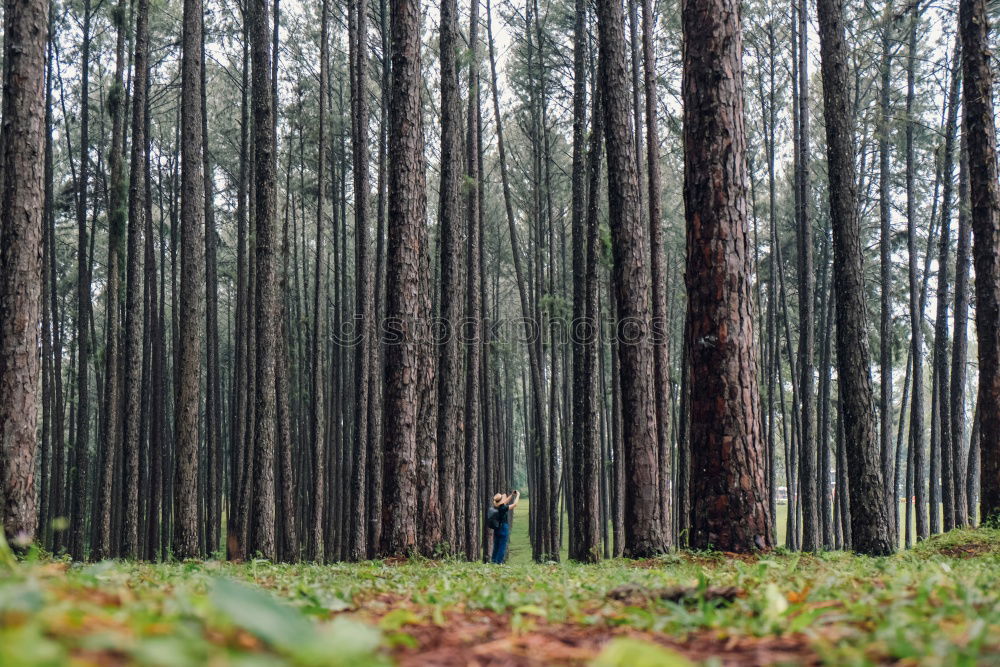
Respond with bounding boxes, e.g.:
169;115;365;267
951;131;971;528
597;0;666;558
570;0;601;562
486;0;548;560
968;400;980;524
349;0;375;562
122;0;150;561
817;0;894;555
94;0;128;560
463;0;483;562
643;0;671;545
583;73;604;561
201;18;223;557
934;43;961;532
228;9;251;560
45;5;66;552
903;12;928;541
877;4;895;537
309;0;330;563
40;12;54;547
70;0;94;561
436;0;465;555
249;0;279;559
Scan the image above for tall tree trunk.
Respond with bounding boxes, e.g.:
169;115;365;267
416;170;442;558
94;0;128;560
436;0;465;555
817;0;894;555
960;0;1000;527
904;11;928;541
934;43;961;532
951;130;971;528
463;0;483;562
39;5;55;548
596;0;665;558
70;0;94;561
201;17;222;557
174;0;206;560
228;9;252;560
583;69;604;561
350;0;375;562
381;0;426;557
486;0;548;560
796;0;818;553
309;0;330;563
0;0;49;547
122;0;150;561
877;3;895;538
682;0;770;553
44;5;66;553
570;0;600;562
249;0;279;560
643;0;671;545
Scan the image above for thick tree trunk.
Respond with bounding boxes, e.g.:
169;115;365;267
0;0;49;547
817;0;895;555
381;0;426;557
682;0;770;554
960;0;1000;527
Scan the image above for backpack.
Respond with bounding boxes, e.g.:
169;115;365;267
487;507;501;530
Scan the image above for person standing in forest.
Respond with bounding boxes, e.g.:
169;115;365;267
488;490;519;564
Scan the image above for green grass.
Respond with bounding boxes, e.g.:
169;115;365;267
3;527;1000;665
507;500;945;564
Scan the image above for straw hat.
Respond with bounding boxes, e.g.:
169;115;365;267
493;493;506;507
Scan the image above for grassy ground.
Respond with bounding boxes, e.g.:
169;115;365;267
507;500;940;564
3;528;1000;665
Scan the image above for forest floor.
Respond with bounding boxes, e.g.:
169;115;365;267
2;528;999;666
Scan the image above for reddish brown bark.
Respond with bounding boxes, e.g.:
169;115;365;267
0;0;49;547
381;0;426;557
682;0;771;553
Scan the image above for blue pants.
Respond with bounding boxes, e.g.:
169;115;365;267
491;525;510;564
